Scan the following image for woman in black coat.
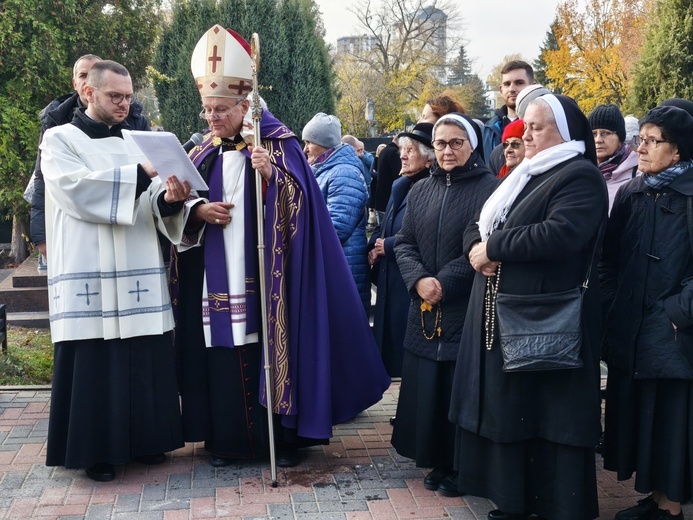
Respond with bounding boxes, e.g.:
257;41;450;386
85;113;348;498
368;123;435;377
391;114;497;495
448;94;608;519
601;105;693;520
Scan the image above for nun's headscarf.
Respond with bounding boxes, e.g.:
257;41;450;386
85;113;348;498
477;93;592;240
433;113;482;152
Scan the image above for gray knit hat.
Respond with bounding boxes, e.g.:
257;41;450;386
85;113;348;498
588;104;626;142
302;113;342;149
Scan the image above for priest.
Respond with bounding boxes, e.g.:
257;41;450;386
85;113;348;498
40;60;191;482
170;25;390;468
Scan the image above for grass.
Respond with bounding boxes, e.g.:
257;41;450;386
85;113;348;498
0;326;53;386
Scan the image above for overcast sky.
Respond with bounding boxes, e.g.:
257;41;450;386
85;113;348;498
313;0;561;81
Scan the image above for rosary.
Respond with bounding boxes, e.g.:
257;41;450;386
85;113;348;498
420;300;443;340
484;263;501;350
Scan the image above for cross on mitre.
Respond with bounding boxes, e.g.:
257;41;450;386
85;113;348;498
191;24;253;99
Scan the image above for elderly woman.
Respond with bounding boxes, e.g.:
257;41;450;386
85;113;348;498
302;113;371;313
449;94;608;519
601;106;693;520
368;123;434;377
391;114;497;495
588;104;639;212
498;118;525;179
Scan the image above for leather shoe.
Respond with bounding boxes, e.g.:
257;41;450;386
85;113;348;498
209;454;235;467
488;509;525;520
649;510;683;520
276;448;301;468
436;472;461;497
85;463;115;482
423;467;451;491
134;453;167;465
615;496;658;520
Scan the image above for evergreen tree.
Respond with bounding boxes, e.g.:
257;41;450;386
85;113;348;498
448;45;472;86
455;75;490;119
0;0;162;260
154;0;334;139
533;21;559;91
629;0;693;113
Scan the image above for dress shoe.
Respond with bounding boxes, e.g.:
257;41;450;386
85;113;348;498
615;496;658;520
423;467;451;491
276;448;301;468
390;416;396;425
649;510;683;520
85;463;115;482
488;509;526;520
209;454;235;467
436;472;461;497
134;453;167;465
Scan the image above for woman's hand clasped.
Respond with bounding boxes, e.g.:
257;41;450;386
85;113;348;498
415;276;442;306
469;241;500;277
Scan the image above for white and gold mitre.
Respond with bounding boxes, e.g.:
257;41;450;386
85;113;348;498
191;24;252;99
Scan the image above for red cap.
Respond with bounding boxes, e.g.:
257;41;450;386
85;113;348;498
502;119;524;142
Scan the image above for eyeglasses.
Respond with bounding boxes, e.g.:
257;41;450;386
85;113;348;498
633;135;674;149
502;140;523;149
592;130;616;139
432;138;467;151
93;88;134;105
199;99;244;120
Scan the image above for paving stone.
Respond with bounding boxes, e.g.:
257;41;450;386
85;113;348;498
338;489;387;501
141;483;166;502
140;498;191;511
267;503;294;519
445;506;477;520
114;493;140;513
313;482;340;501
113;512;163;519
318;499;369;512
0;471;26;489
290;492;316;503
165;487;215;500
294;513;345;520
85;503;115;519
167;473;192;490
292;501;320;515
358;478;408;490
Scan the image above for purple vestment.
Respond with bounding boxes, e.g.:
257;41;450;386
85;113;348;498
177;110;390;440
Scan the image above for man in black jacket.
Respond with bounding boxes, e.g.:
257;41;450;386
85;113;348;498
30;54;151;258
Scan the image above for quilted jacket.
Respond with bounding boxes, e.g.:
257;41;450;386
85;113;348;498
395;152;497;361
313;143;370;311
601;164;693;379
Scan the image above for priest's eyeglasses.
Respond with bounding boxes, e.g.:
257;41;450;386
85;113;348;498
199;99;244;120
633;136;674;149
432;138;467;151
93;88;134;105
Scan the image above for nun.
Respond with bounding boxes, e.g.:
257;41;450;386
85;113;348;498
448;94;608;520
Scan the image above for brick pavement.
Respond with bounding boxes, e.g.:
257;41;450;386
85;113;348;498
0;384;691;519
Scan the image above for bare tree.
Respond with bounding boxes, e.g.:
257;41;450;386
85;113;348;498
336;0;462;132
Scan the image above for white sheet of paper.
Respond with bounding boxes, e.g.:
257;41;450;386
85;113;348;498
122;130;209;191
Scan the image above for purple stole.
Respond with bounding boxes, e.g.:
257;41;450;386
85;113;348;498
196;145;258;348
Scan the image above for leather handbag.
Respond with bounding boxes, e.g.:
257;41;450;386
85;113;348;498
496;285;584;372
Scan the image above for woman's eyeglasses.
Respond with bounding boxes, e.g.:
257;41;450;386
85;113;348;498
502;140;523;150
432;138;466;151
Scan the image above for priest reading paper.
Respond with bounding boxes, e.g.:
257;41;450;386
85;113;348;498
170;24;390;469
40;60;190;482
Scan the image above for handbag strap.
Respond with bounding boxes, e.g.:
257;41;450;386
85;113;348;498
581;220;605;292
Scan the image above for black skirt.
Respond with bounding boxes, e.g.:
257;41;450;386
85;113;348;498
604;374;693;502
454;428;599;519
46;333;184;469
390;351;456;468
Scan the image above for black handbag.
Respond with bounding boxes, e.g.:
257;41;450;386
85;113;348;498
483;184;603;372
495;284;584;372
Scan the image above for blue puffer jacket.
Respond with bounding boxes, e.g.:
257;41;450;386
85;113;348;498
313;144;370;312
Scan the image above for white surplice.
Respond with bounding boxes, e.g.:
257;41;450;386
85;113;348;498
40;124;185;342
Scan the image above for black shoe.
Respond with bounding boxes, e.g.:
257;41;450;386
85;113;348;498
276;448;301;468
488;509;526;520
615;496;658;520
436;472;461;497
209;454;235;467
390;416;396;425
423;467;451;491
85;463;115;482
649;510;683;520
134;453;167;465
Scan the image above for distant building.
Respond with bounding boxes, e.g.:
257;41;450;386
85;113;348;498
337;35;379;57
